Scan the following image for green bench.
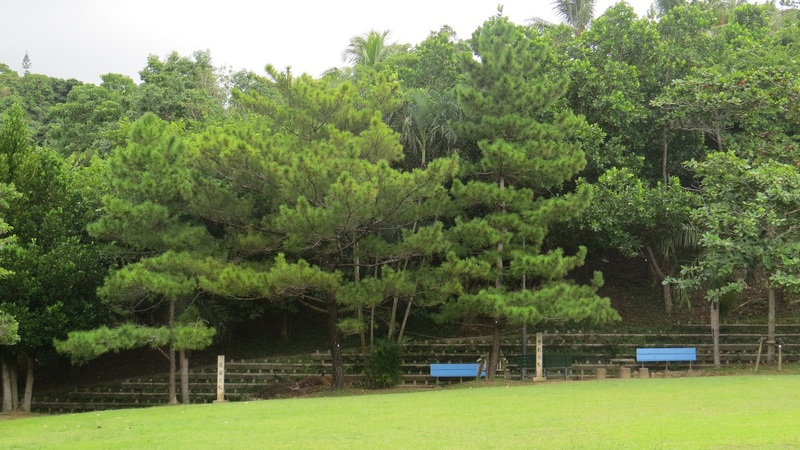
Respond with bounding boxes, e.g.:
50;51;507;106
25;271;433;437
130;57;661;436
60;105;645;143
516;353;573;379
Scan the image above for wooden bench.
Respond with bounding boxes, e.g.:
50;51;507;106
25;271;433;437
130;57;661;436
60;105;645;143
430;363;485;381
636;348;696;370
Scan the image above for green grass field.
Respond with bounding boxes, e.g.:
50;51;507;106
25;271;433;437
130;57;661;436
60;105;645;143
2;375;800;449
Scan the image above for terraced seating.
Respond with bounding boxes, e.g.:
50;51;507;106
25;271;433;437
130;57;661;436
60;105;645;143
31;325;800;412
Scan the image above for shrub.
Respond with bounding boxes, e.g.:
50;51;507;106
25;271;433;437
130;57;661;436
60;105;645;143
364;340;403;388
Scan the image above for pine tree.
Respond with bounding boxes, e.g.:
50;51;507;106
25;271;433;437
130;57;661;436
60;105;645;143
202;68;457;388
21;52;30;74
67;113;218;404
442;12;619;379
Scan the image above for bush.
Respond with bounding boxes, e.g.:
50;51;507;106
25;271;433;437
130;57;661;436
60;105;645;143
364;340;403;389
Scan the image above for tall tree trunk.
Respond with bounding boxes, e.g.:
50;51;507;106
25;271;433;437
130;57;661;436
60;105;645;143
167;299;178;405
1;356;12;412
387;296;398;341
488;318;503;381
486;174;505;380
392;256;414;344
767;287;776;365
710;300;721;368
645;246;672;314
662;283;673;315
327;295;345;389
661;127;672;184
354;250;366;356
168;344;178;405
20;354;34;412
9;357;18;411
357;306;366;356
180;349;190;404
369;306;375;350
397;299;412;344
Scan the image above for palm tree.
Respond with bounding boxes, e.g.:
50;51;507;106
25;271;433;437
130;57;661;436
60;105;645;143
396;89;460;168
552;0;596;35
705;0;748;25
342;30;401;67
654;0;686;17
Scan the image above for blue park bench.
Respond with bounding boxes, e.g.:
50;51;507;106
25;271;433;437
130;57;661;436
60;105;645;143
636;347;696;370
430;363;486;381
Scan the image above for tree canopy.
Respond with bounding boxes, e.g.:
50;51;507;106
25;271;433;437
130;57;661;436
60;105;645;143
1;1;799;403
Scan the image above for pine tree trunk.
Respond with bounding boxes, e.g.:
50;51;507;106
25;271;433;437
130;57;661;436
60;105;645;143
168;299;178;405
487;318;503;380
387;296;398;341
180;349;190;404
487;173;505;381
20;354;33;412
369;306;375;350
1;356;12;412
357;306;366;356
327;295;345;389
711;300;721;368
168;344;178;405
767;287;776;365
354;251;367;356
397;299;412;344
661;127;671;184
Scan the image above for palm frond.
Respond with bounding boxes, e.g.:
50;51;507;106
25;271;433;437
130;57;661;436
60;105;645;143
551;0;595;34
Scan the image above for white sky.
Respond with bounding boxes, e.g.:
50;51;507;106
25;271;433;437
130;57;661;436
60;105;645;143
2;0;655;85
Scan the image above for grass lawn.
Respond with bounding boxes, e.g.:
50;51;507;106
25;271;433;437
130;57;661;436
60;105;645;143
2;375;799;449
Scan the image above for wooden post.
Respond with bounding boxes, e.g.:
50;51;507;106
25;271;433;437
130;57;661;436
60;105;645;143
521;324;527;380
534;333;544;381
755;337;764;372
214;355;227;403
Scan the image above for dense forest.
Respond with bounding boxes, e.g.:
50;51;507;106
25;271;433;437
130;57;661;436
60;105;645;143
2;0;800;411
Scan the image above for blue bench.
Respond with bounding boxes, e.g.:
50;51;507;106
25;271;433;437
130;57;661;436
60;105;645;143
430;363;485;380
636;348;696;370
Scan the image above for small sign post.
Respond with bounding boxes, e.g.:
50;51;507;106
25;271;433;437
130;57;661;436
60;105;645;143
535;332;544;381
214;355;227;403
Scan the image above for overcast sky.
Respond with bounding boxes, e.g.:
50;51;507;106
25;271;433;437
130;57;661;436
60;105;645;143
2;0;655;85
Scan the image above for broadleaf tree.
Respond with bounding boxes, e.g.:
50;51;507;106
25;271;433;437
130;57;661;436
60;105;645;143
0;103;109;412
673;150;800;367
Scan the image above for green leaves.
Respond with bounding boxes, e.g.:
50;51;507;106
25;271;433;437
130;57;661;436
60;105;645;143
54;321;215;365
443;13;618;332
677;150;800;301
0;310;20;345
575;168;696;258
135;50;223;123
